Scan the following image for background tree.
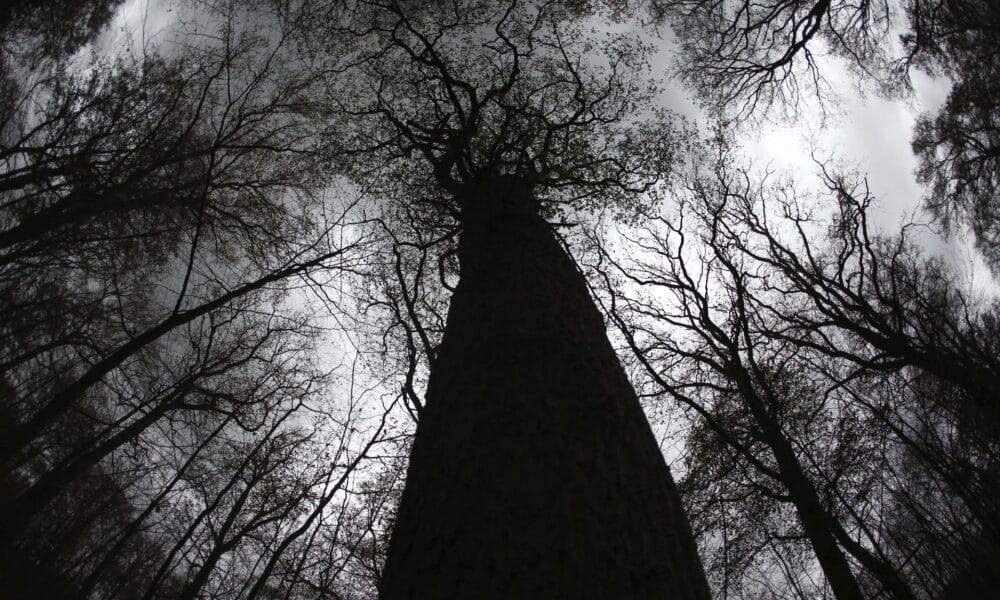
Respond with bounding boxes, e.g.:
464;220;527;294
649;0;897;118
652;0;1000;272
906;0;1000;271
0;2;407;598
587;151;1000;598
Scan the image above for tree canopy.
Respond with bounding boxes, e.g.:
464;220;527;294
1;0;998;598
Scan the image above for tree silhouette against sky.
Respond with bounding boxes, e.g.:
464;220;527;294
291;0;711;596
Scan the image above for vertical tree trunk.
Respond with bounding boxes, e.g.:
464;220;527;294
379;177;709;599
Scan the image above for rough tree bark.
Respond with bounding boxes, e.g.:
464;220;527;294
380;176;709;599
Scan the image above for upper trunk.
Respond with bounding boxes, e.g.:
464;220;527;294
379;176;709;599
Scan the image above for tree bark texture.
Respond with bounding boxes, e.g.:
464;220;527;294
379;177;710;599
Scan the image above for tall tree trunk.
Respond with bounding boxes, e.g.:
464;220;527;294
380;177;709;599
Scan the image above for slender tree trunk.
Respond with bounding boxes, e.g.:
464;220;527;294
750;408;869;600
727;362;915;600
380;177;709;599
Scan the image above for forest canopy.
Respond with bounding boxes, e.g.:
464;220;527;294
0;0;997;598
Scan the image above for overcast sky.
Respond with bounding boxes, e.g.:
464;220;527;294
646;21;999;294
104;0;942;223
102;0;994;294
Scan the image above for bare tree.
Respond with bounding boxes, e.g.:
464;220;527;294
654;0;1000;272
906;0;1000;271
650;0;897;119
587;151;1000;598
277;0;712;596
0;3;407;599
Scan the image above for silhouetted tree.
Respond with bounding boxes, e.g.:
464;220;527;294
589;193;904;600
0;0;124;62
590;153;1000;598
650;0;897;118
654;0;1000;271
0;3;400;598
906;0;1000;270
285;0;711;596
